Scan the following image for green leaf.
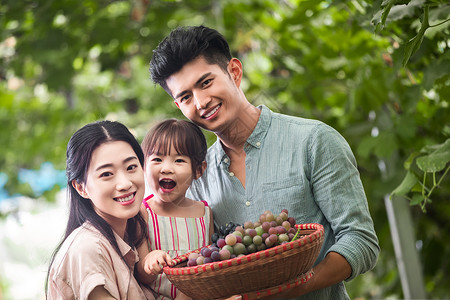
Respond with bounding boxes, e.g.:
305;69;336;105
423;59;450;90
410;193;424;206
404;151;421;170
373;0;413;32
402;6;430;66
391;171;419;197
416;139;450;172
443;125;450;137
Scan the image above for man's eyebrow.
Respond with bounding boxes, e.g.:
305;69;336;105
94;156;138;172
174;72;212;99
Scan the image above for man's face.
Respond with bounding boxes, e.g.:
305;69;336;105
166;56;243;134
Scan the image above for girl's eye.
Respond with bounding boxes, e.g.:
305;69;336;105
152;157;162;162
175;158;186;163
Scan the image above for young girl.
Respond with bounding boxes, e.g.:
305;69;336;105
46;120;167;300
136;119;213;300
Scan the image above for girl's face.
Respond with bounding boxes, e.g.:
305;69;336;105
75;141;145;233
145;145;198;204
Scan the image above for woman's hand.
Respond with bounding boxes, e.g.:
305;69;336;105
143;250;174;275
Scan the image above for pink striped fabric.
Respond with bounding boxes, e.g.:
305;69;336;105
142;195;211;299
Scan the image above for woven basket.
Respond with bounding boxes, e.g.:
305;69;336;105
241;269;314;300
163;223;324;299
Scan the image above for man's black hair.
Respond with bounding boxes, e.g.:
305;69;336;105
150;25;232;94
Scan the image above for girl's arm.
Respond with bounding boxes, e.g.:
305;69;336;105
136;204;173;284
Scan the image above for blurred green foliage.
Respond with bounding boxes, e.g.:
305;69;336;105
0;0;449;298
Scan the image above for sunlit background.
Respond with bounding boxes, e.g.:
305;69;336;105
1;0;449;299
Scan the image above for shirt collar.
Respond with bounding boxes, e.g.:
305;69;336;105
84;222;139;268
113;230;139;268
246;105;271;148
212;105;272;167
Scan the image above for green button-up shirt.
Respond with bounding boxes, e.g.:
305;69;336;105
187;105;379;299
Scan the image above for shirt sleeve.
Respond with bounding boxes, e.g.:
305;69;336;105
77;240;121;299
308;124;380;280
52;232;122;300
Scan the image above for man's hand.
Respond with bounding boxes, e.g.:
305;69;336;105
277;251;352;298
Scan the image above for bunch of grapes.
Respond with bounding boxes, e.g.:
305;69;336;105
211;221;241;245
187;209;298;266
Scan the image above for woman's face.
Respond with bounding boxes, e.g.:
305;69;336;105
77;141;145;232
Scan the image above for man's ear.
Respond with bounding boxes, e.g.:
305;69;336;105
72;179;88;198
228;58;243;87
195;161;207;179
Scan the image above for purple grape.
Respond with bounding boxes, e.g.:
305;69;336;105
203;257;213;264
276;226;287;234
211;251;221;261
217;238;226;248
261;222;271;232
202;248;212;258
288;217;296;227
187;258;198;267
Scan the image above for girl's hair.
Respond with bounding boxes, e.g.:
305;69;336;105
141;119;207;176
46;120;148;292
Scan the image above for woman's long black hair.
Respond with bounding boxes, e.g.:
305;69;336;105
45;120;148;293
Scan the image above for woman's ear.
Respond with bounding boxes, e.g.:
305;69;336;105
72;179;88;198
227;58;243;87
195;161;207;180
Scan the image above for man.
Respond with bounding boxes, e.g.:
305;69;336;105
149;25;379;299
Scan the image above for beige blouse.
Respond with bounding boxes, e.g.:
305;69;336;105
47;222;154;300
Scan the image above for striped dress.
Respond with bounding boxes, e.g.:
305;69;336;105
142;195;211;299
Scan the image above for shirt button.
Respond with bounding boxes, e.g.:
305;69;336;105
256;142;261;147
224;158;229;163
245;201;251;206
229;172;235;177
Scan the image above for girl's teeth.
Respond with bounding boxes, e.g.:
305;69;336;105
116;194;133;202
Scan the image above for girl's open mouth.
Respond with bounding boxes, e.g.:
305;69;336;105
160;179;176;191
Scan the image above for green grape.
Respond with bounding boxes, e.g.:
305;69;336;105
279;212;288;222
233;243;246;255
278;233;289;243
276;216;283;225
255;226;264;236
247;243;257;254
242;235;253;246
253;235;263;246
232;230;243;238
222;244;234;255
265;213;275;222
256;243;267;251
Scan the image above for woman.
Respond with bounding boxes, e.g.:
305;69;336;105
46;120;156;299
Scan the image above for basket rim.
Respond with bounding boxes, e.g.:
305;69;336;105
163;223;324;276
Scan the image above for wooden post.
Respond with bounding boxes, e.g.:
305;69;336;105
384;195;426;299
